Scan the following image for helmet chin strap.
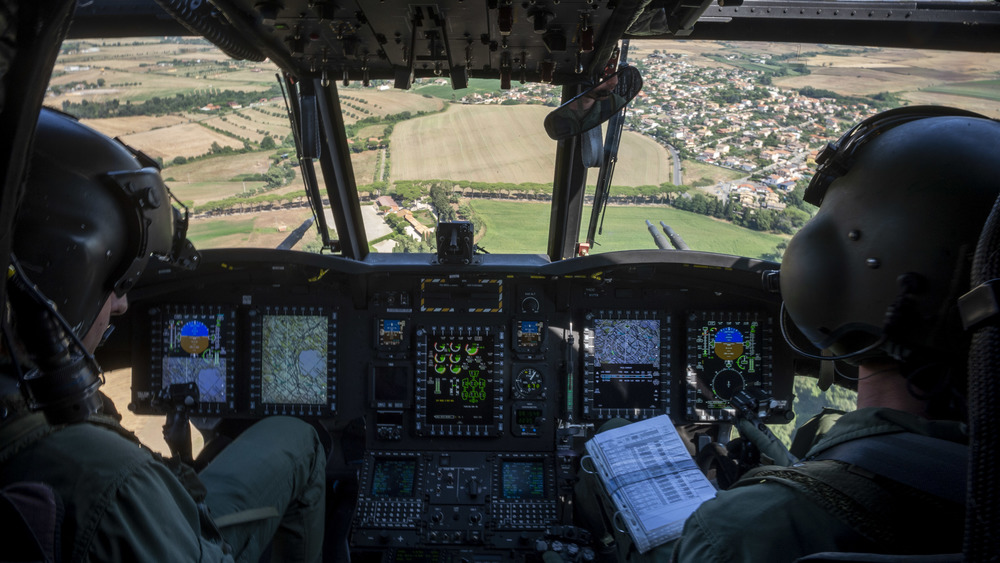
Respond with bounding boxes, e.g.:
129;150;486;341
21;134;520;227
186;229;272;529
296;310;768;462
781;274;924;363
99;325;115;348
779;301;888;361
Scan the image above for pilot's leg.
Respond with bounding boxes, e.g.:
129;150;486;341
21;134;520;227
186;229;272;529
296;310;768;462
199;416;327;563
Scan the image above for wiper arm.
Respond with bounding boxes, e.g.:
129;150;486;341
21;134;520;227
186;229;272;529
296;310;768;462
280;74;336;252
585;40;630;248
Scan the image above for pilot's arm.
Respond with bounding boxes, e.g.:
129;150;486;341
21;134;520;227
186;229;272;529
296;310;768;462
91;453;236;562
669;481;858;563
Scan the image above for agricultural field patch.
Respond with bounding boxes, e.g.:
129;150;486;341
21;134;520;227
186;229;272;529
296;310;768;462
119;122;244;161
351;150;381;186
163;151;275;181
391;104;556;184
613;133;674;187
204;115;263;143
339;89;445;119
901;91;1000;118
80;114;192;137
169;181;268;205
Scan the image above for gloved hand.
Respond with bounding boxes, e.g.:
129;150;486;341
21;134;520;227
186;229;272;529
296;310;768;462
735;416;798;467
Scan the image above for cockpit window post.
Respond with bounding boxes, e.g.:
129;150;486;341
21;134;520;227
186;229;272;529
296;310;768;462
281;75;335;252
547;85;590;261
313;77;369;260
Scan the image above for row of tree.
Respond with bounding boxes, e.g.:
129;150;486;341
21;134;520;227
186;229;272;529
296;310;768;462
60;85;283;119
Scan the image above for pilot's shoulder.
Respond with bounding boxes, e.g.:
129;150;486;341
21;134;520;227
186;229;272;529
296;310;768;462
3;419;167;494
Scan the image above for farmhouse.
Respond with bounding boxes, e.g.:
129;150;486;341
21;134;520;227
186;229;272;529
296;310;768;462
376;196;400;212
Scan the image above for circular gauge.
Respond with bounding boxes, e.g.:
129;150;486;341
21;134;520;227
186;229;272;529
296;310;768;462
465;343;480;355
180;320;210;355
514;367;544;399
711;369;745;400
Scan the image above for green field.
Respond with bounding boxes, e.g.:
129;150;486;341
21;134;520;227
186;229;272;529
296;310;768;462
411;78;503;100
921;80;1000;102
681;160;746;186
470;199;787;258
188;217;257;247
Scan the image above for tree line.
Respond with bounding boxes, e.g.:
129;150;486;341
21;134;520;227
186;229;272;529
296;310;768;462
60;85;283;119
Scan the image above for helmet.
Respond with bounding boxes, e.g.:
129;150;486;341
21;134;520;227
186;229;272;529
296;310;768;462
12;108;178;339
780;107;1000;364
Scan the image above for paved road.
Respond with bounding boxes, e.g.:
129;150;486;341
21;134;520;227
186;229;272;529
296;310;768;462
666;143;682;185
361;204;393;239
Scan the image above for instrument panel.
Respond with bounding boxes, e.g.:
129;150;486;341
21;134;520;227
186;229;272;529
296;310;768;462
108;248;797;561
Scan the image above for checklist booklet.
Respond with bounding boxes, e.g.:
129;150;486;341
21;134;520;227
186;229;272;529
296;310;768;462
584;415;717;553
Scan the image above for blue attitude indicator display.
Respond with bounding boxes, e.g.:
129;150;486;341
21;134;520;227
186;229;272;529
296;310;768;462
686;311;773;421
153;304;236;414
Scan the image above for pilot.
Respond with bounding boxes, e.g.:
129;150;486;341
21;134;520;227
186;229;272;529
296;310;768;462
669;107;1000;561
580;107;1000;563
0;108;326;562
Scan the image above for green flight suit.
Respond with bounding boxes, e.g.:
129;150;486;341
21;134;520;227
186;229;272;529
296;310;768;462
580;408;965;563
0;388;326;563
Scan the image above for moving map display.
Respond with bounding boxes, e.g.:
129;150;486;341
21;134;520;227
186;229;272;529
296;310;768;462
685;311;772;421
156;305;234;412
252;306;336;412
583;312;667;419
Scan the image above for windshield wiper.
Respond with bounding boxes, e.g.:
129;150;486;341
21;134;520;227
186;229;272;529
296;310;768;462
585;40;630;248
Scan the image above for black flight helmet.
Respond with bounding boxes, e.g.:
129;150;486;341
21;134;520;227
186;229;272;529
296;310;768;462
13;108;186;341
781;107;1000;366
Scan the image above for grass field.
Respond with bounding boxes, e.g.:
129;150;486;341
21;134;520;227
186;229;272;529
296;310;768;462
921;80;1000;102
410;78;505;100
470;199;786;258
680;159;745;187
188;208;316;249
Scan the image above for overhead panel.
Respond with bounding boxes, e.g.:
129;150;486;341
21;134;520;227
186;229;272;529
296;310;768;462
209;0;628;87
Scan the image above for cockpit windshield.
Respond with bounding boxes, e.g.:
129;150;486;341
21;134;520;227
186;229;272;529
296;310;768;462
49;37;1000;260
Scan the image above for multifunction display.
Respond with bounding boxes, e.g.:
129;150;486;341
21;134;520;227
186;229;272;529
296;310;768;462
371;458;419;498
249;306;336;416
501;460;546;500
415;326;504;437
582;311;670;420
685;310;774;421
151;304;236;414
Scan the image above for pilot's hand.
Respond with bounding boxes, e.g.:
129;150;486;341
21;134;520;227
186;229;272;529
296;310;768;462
735;417;797;467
